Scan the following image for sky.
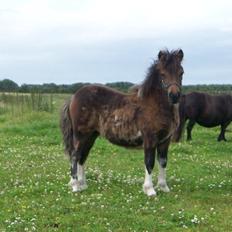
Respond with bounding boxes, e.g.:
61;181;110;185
0;0;232;86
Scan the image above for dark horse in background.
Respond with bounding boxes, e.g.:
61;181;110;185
60;49;184;196
173;92;232;142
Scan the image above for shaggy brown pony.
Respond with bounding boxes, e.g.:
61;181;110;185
60;49;184;196
173;92;232;142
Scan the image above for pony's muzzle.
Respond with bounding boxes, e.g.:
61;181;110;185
167;84;181;104
168;91;180;104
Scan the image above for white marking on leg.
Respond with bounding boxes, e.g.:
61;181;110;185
76;163;88;191
157;165;170;192
137;130;142;137
143;168;156;196
68;164;88;192
69;176;78;192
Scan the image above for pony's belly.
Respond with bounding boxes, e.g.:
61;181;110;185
107;136;143;147
197;119;221;127
103;126;143;147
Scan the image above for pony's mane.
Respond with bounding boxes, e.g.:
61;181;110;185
140;50;181;98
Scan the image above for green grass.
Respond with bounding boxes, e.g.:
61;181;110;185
0;95;232;231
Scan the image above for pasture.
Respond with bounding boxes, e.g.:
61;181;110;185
0;93;232;232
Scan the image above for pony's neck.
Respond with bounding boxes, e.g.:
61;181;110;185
140;64;163;98
140;89;172;110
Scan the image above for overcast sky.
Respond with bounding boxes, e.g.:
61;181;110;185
0;0;232;85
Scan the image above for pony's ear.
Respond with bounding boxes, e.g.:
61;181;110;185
158;50;166;60
176;49;184;62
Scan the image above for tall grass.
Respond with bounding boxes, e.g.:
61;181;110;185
0;92;54;116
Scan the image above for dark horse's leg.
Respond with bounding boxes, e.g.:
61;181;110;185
70;132;98;192
187;120;195;141
218;121;231;142
156;138;171;192
143;135;157;196
172;117;187;142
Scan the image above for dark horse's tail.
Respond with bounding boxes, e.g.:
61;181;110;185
172;94;186;142
60;101;73;158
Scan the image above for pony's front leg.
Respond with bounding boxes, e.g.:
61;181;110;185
156;139;170;192
218;121;230;141
143;145;156;196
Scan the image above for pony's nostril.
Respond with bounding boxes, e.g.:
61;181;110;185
168;92;176;98
168;92;180;104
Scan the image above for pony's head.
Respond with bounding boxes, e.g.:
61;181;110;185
140;49;184;104
156;49;184;104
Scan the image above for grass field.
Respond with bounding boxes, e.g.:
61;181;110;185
0;94;232;232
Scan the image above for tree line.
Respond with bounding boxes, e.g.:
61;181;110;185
0;78;232;94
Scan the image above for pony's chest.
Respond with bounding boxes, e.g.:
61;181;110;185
157;105;180;142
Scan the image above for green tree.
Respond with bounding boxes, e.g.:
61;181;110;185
0;79;19;92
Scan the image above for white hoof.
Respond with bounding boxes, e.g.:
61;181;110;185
72;184;88;192
68;179;88;192
69;180;88;192
143;185;157;196
72;183;79;192
76;182;88;192
69;178;78;192
156;182;170;193
69;178;77;186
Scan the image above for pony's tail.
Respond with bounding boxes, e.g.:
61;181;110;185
60;101;73;159
172;94;186;142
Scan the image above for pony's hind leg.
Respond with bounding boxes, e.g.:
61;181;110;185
156;139;170;192
76;132;98;191
76;163;87;191
69;132;98;192
70;159;87;192
69;137;81;192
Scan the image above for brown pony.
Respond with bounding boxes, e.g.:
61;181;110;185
60;49;184;196
173;92;232;142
